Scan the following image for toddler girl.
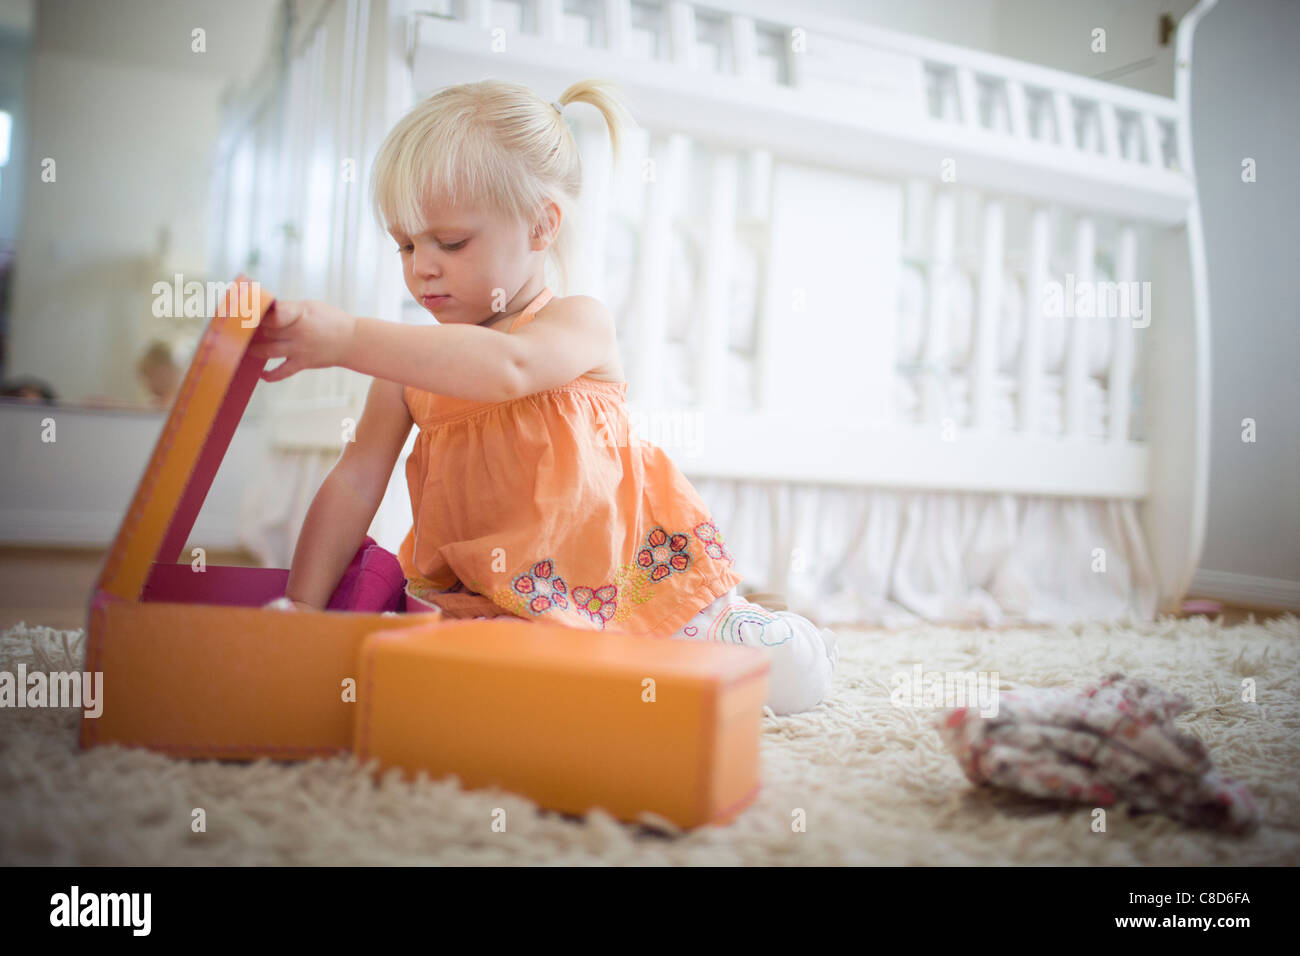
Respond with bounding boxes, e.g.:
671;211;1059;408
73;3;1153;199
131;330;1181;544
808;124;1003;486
257;79;838;716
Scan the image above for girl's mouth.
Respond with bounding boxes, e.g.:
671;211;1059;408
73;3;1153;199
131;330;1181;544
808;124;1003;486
422;295;450;308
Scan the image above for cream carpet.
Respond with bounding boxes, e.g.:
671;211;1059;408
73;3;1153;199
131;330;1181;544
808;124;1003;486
1;613;1297;865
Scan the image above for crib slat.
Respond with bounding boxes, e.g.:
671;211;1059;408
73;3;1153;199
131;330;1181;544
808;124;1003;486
574;121;613;298
1065;215;1095;437
729;13;758;79
974;198;1004;429
936;68;960;121
629;133;690;407
464;0;491;30
956;67;980;126
743;148;773;222
985;77;1009;132
1053;90;1076;148
1099;102;1122;159
698;151;739;410
668;0;696;67
904;179;928;254
1118;113;1140;161
1108;225;1138;442
1005;80;1028;139
603;0;632;55
1020;206;1050;433
1141;112;1164;167
538;0;565;43
786;24;806;89
922;189;956;424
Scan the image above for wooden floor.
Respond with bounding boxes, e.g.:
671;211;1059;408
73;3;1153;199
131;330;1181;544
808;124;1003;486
0;545;260;632
0;546;1291;632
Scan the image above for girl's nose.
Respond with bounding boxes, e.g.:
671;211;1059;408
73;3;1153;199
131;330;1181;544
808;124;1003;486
412;243;442;277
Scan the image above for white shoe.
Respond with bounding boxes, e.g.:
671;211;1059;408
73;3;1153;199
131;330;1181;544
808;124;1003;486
819;626;841;670
706;603;838;716
766;610;837;715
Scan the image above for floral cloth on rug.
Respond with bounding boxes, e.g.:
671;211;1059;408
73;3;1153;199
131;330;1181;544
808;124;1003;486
935;673;1259;833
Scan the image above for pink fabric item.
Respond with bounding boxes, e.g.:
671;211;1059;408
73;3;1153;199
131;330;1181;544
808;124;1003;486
324;535;407;613
935;673;1259;834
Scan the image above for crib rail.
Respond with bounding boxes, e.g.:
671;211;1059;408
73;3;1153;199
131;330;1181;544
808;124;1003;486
413;0;1192;224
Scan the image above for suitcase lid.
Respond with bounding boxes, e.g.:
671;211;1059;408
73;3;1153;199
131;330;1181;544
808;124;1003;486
94;275;276;601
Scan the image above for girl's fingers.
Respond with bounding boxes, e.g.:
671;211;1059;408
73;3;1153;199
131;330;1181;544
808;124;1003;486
260;358;303;383
249;341;287;359
266;301;301;328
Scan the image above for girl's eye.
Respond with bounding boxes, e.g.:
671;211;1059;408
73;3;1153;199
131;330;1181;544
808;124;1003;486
396;240;465;253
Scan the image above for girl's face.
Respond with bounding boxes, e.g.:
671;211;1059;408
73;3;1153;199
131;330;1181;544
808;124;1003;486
390;193;555;325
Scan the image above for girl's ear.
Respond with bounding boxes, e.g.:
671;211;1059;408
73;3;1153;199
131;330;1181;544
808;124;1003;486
530;202;562;247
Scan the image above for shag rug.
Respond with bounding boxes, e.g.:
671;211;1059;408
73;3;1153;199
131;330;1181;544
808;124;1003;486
1;613;1297;865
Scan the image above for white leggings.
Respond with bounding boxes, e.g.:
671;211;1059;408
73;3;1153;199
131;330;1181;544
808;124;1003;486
669;587;839;716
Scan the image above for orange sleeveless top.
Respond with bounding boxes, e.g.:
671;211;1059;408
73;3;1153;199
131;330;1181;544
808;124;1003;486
397;286;743;636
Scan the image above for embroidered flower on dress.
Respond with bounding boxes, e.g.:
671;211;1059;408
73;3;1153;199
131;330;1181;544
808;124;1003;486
693;521;734;565
636;527;691;581
511;558;569;615
571;584;618;629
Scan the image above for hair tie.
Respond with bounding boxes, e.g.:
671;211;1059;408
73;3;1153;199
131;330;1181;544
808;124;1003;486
551;100;564;114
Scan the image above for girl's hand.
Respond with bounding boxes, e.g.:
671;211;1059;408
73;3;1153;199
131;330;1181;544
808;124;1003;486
251;299;356;382
262;596;320;611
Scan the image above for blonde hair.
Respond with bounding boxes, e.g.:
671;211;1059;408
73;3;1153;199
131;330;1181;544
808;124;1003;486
369;78;638;296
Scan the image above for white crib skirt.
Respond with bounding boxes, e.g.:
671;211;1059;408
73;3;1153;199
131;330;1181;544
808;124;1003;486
689;477;1160;628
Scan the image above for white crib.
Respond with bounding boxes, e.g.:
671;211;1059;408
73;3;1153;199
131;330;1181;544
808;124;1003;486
211;0;1217;625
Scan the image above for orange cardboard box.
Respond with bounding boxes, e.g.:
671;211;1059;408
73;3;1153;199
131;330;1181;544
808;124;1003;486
79;275;425;758
355;618;768;829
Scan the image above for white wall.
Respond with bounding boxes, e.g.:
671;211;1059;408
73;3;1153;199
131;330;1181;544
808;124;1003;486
770;0;1196;97
1185;0;1300;605
991;0;1199;97
0;400;268;549
738;0;1000;49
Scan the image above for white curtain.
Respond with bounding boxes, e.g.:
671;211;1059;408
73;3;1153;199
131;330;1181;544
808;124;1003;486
238;433;416;569
236;449;339;568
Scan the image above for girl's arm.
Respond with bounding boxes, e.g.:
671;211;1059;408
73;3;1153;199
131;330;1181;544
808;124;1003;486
346;296;615;401
252;295;616;399
284;377;413;608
